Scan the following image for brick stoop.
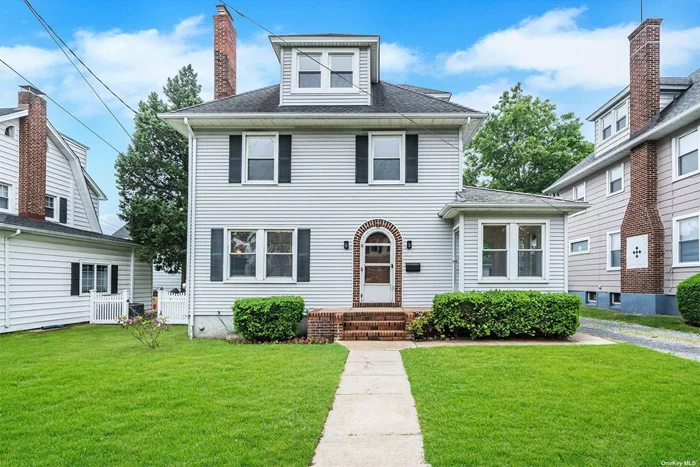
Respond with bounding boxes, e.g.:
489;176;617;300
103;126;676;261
307;308;424;341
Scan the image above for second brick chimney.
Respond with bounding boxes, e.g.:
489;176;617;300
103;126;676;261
17;85;47;221
620;19;665;310
213;4;236;99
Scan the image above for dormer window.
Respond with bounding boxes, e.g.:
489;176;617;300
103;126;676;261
298;54;321;88
291;49;359;93
602;113;613;140
330;54;353;88
599;99;628;141
615;101;628;131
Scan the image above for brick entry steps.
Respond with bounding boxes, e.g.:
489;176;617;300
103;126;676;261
307;307;429;342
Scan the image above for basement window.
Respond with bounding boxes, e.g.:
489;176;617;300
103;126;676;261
586;291;597;304
611;293;621;305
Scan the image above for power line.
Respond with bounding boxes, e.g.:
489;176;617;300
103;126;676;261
22;0;133;139
0;57;125;156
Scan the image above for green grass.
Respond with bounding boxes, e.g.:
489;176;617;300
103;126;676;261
403;345;700;466
581;305;700;334
0;325;347;466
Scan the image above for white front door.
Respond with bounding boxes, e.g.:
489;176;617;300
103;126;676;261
361;231;393;303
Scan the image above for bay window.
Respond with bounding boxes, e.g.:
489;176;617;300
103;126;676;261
479;221;548;281
228;228;296;281
673;213;700;267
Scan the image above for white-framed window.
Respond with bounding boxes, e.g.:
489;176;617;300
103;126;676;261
81;263;110;294
610;292;621;305
601;112;613;140
4;125;15;138
586;291;597;304
607;163;624;196
607;231;621;270
291;48;360;93
672;128;699;181
0;183;10;211
45;195;57;221
227;228;297;282
569;237;590;255
599;99;628;141
478;221;548;281
243;132;278;184
672;213;700;267
615;100;628;132
369;131;405;184
572;182;586;202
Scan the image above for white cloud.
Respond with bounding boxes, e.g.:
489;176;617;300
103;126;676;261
442;7;700;91
381;42;423;77
451;79;512;113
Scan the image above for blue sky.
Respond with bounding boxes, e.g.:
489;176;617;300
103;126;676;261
1;0;700;233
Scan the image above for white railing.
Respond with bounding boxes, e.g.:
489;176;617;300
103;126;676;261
157;289;188;324
90;289;130;324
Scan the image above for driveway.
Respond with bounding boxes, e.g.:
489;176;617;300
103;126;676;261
579;317;700;361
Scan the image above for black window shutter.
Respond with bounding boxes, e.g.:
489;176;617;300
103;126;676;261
279;135;292;183
406;134;419;183
111;265;119;294
229;135;242;183
210;229;224;282
70;262;80;296
59;197;68;223
355;135;368;183
297;229;311;282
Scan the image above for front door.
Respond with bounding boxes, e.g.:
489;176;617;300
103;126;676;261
361;231;393;303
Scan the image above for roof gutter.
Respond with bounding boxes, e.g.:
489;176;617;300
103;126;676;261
545;101;700;193
158;111;488;120
0;223;137;248
4;229;21;329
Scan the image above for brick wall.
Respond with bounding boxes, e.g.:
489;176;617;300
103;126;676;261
17;89;47;221
352;219;403;307
213;5;236;100
307;310;344;340
628;18;661;135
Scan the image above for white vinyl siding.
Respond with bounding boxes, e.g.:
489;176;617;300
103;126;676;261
0;118;20;214
153;268;182;291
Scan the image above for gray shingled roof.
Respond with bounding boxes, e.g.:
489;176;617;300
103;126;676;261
0;213;135;245
170;81;481;115
660;76;693;86
394;84;451;95
112;225;131;240
0;108;21;117
456;186;583;207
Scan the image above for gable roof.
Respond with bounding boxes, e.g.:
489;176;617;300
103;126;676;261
169;81;482;115
0;213;135;246
112;225;131;239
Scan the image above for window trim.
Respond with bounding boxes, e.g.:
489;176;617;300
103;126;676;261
290;48;360;94
477;220;550;283
45;194;58;222
606;230;622;271
79;262;111;296
671;126;700;182
599;98;629;142
586;291;597;304
614;100;628;132
569;237;590;256
225;227;298;283
606;163;625;197
368;131;406;185
0;182;11;213
242;132;279;185
610;292;621;306
572;181;586;202
672;212;700;268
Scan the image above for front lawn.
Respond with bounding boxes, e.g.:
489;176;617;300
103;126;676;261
0;325;347;466
403;345;700;466
581;305;700;334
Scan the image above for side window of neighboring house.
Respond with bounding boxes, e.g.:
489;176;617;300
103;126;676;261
45;195;56;220
0;183;9;210
572;182;586;201
81;263;110;294
608;231;621;270
601;113;613;140
615;100;628;132
607;163;624;196
673;214;700;267
600;99;628;141
673;128;699;180
570;238;589;255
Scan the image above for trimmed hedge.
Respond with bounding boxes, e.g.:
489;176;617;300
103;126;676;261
233;296;305;341
677;273;700;326
410;290;580;340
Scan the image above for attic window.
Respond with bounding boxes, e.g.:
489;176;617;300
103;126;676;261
330;54;353;88
298;54;321;88
4;125;15;138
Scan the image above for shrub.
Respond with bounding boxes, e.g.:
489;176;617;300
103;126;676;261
407;312;436;340
677;274;700;326
117;310;171;348
415;290;580;340
233;296;305;341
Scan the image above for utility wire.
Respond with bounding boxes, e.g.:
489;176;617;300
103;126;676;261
22;0;133;139
0;57;124;155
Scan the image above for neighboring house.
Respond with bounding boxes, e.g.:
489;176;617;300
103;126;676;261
112;225;183;292
545;18;700;315
0;86;152;333
160;5;587;338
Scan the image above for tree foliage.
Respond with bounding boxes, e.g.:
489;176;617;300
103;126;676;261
464;83;593;193
115;65;202;274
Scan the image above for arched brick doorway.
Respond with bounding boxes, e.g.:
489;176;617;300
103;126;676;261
353;219;402;307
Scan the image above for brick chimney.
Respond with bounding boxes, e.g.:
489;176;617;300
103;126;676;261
17;85;47;221
213;4;236;99
620;19;664;310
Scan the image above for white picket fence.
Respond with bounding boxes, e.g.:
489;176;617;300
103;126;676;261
157;289;188;324
90;289;130;324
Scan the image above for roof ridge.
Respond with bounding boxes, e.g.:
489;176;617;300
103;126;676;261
382;81;482;113
172;84;280;113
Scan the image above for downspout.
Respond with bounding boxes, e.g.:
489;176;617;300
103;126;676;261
4;229;21;328
184;117;197;338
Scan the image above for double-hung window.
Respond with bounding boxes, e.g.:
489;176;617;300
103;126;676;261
45;195;56;220
480;222;547;281
293;49;359;92
298;54;321;88
607;163;624;196
330;54;353;88
608;231;621;270
243;133;278;183
572;182;586;202
228;228;296;281
0;183;9;211
369;132;405;183
673;128;699;180
81;263;110;294
600;99;628;141
601;113;613;140
615;100;628;132
673;213;700;267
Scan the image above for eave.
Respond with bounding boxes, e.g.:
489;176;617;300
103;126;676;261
0;109;28;124
438;202;590;219
0;222;137;248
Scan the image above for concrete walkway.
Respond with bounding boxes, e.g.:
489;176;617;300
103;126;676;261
311;342;428;467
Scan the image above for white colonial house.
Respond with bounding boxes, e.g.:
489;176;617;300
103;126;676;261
0;86;152;333
160;5;588;338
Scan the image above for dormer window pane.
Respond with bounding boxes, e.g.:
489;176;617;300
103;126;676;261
298;54;321;88
602;113;612;140
330;54;353;88
615;101;628;131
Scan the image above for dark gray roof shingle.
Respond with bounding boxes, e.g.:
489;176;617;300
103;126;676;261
0;108;21;117
0;213;135;245
455;186;582;207
112;225;131;239
170;82;481;115
394;84;450;95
